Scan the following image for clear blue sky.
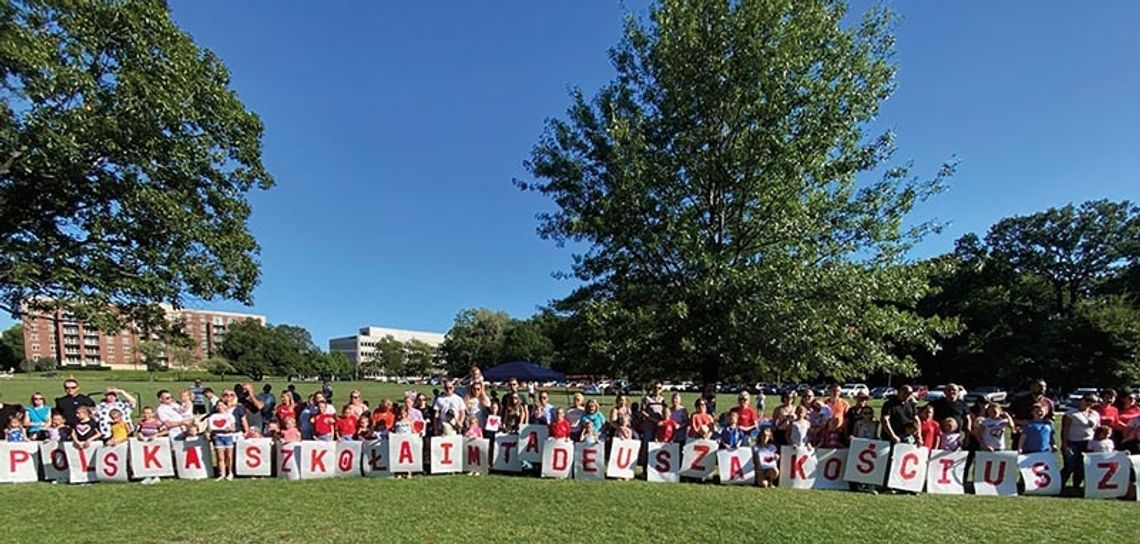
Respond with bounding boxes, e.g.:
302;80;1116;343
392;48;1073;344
15;2;1137;346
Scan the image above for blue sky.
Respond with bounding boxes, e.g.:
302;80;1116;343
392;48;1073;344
12;2;1137;345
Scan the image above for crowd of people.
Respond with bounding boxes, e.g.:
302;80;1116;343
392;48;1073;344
1;372;1137;490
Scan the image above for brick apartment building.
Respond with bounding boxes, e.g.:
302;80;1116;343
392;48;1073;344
22;304;266;369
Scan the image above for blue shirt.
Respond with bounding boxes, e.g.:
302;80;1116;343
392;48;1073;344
720;426;746;449
579;412;605;436
26;405;51;433
1021;421;1053;453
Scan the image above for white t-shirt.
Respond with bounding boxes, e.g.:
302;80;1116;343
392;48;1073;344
1064;409;1100;442
938;431;963;451
1088;438;1114;453
789;420;811;447
156;403;189;438
433;394;465;423
465;396;488;428
979;417;1010;450
753;443;778;470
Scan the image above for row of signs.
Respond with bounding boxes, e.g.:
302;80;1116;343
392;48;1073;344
1;434;1136;499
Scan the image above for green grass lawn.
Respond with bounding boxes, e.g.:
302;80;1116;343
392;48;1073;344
1;475;1137;543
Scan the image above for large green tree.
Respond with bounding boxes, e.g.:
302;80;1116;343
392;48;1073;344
217;321;322;381
519;0;953;384
0;0;271;331
0;322;23;369
914;200;1140;390
440;308;513;375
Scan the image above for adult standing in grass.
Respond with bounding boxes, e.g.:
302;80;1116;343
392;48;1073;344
24;393;51;438
258;384;279;424
1060;393;1101;490
771;391;797;447
501;392;527;434
930;384;970;439
843;392;871;439
880;385;916;444
276;391;298;426
156;389;192;438
55;378;94;428
233;383;264;434
506;378;529;407
1010;379;1055;445
94;388;137;441
433;380;466;435
640;382;667;442
824;384;849;429
190;379;207;416
343;389;367;418
728;392;758;441
465;381;491;430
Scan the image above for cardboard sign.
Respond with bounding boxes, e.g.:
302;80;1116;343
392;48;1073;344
389;435;423;473
234;438;273;478
492;434;522;473
974;451;1018;496
717;448;755;485
462;438;490;475
0;442;41;483
573;442;605;481
362;439;391;478
843;438;890;485
540;439;573;479
298;441;337;479
64;442;99;484
680;439;718;479
646;441;680;483
1131;456;1140;502
754;446;779;472
1018;452;1061;496
39;441;69;483
606;438;640;479
277;442;300;480
813;449;848;490
779;446;816;489
484;415;501;433
95;443;130;483
886;444;929;493
1084;451;1129;500
336;440;363;478
430;436;462;475
173;437;212;480
129;438;175;479
518;424;549;464
926;450;967;495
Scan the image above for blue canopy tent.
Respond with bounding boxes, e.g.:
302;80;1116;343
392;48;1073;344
482;361;565;382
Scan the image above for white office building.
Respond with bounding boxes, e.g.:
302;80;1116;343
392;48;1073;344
328;326;446;366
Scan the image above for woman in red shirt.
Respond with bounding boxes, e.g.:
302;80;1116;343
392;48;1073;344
275;393;297;426
549;407;571;439
688;398;715;439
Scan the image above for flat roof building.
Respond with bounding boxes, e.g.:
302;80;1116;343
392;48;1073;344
329;326;446;366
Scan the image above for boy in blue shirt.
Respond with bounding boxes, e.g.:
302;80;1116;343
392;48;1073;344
719;411;747;449
1018;404;1054;453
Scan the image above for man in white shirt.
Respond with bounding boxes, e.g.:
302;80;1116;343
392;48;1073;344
432;380;466;435
155;389;191;438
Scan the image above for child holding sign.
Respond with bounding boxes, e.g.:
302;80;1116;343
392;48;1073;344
549;408;571;440
208;393;238;480
72;406;101;449
106;409;131;446
788;406;811;448
1018;404;1053;454
938;418;963;451
977;403;1014;451
753;427;779;487
719;411;746;449
135;407;167;441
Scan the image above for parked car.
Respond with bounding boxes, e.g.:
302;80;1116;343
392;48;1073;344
838;383;870;398
870;386;896;399
912;385;930;399
966;386;1007;404
926;384;968;401
1067;387;1101;405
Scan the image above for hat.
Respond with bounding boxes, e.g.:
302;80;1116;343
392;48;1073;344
103;388;117;396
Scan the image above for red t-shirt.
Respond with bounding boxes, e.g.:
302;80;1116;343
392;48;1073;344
1116;406;1140;429
276;404;296;424
655;418;677;442
371;410;395;432
336;415;358;438
730;406;758;429
920;418;940;449
1097;405;1120;430
313;413;336;436
549;419;571;439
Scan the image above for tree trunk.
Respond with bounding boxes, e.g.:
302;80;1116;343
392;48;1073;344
700;354;721;389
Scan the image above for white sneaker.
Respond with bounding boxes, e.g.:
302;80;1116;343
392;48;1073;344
215;475;225;481
225;474;233;481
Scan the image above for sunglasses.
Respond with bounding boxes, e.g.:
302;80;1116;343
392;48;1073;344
64;386;77;391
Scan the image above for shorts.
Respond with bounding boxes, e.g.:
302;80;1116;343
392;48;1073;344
315;433;334;441
213;435;235;448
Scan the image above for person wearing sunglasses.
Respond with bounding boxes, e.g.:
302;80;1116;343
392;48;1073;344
54;378;95;428
25;392;51;438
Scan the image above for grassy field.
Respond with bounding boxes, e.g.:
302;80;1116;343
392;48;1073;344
2;475;1138;543
0;373;769;415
